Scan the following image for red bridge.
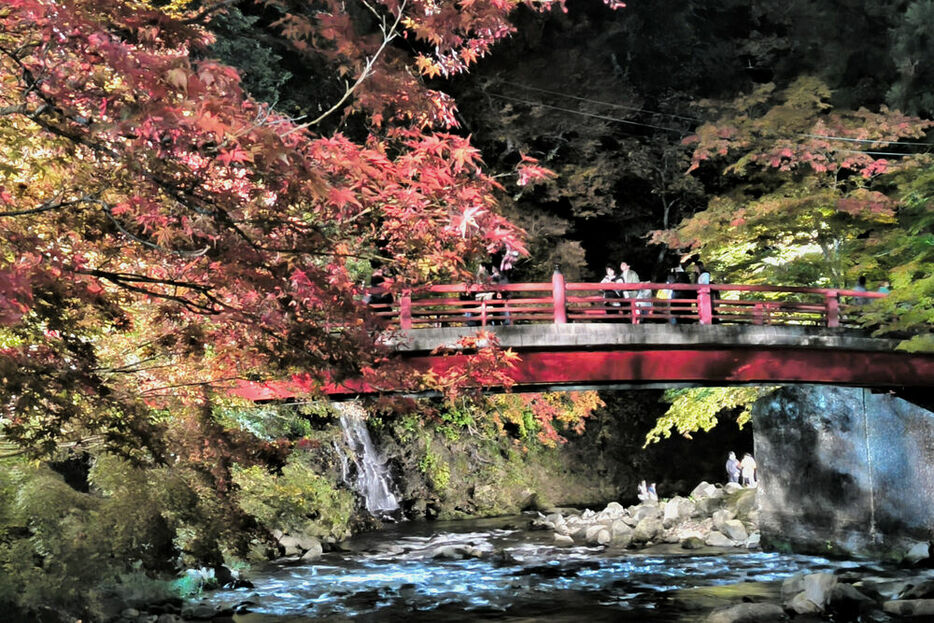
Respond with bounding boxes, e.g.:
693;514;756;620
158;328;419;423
237;272;934;403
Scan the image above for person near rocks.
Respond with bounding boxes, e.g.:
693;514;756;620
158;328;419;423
637;480;658;503
726;451;741;484
740;453;758;487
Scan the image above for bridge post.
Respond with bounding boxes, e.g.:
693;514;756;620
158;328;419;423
698;285;712;324
399;290;412;330
552;266;567;324
826;291;840;328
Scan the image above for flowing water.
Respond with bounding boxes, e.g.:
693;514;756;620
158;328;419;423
333;403;399;518
199;515;867;622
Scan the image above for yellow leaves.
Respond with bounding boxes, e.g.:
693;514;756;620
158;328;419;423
415;54;441;79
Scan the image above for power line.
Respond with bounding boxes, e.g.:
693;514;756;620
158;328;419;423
487;92;688;135
488;92;929;158
499;81;934;149
499;80;704;123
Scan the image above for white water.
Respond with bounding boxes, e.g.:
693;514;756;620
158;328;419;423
333;402;400;518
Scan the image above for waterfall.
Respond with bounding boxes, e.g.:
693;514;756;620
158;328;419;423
333;402;400;518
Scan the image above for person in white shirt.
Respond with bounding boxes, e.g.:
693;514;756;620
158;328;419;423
740;453;758;487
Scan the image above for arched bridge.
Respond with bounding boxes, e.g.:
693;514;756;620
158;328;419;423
236;273;934;403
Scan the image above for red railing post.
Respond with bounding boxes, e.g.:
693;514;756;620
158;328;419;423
826;291;840;328
552;266;567;324
399;290;412;330
480;300;488;327
698;285;713;325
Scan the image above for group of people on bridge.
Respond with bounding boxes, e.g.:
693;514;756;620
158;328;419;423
601;259;710;323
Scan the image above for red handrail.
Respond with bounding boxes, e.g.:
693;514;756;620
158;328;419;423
363;281;887;329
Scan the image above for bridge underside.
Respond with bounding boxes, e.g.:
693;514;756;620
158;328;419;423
236;325;934;403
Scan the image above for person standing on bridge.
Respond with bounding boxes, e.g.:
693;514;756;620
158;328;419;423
602;264;622;314
726;451;741;484
618;260;641;322
740;453;757;487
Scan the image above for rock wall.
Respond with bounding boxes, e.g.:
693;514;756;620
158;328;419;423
753;385;934;557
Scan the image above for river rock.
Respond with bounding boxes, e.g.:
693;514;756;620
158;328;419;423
787;591;823;614
610;520;633;547
704;531;735;547
695;496;724;516
633;504;661;522
712;509;734;532
903;540;931;565
723;482;744;494
781;573;805;603
554;534;575;547
720;520;748;542
156;615;180;623
602;502;626;517
585;525;611;546
180;603;217;620
705;602;784;623
682;536;705;549
745;533;761;548
803;572;837;609
899;579;934;600
300;538;324;562
883;599;934;617
278;533;321;557
633;518;663;543
121;608;141;618
690;481;719;500
662;496;696;527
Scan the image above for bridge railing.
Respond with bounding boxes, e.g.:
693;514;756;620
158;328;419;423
367;278;886;330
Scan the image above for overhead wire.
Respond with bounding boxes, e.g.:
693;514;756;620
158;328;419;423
489;82;934;156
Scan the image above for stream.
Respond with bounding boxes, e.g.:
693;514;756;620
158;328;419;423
198;515;864;622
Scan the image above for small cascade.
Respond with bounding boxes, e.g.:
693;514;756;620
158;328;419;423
333;402;400;518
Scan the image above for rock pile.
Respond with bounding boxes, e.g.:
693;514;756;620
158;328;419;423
705;568;934;622
532;481;760;551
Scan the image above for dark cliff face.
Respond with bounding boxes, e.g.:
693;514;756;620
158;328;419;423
753;385;934;557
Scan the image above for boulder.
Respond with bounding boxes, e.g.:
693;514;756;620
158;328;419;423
899;580;934;600
432;545;465;560
585;525;611;546
745;533;761;549
720;520;748;542
705;602;784;623
803;572;837;609
690;481;719;500
300;539;324;562
662;496;696;528
121;609;141;618
904;541;931;565
695;496;724;516
180;604;217;620
723;482;744;494
278;533;321;557
781;574;805;604
554;534;575;547
829;582;875;608
705;531;735;547
787;591;822;615
602;502;626;517
712;509;735;532
610;520;633;547
632;505;661;522
883;599;934;617
682;536;705;550
633;518;663;543
156;615;181;623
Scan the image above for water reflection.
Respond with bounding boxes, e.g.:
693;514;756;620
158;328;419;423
201;515;852;621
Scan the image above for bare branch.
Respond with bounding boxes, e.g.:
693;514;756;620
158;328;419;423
285;0;407;132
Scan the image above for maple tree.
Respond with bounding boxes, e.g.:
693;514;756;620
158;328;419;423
654;77;933;292
0;0;581;456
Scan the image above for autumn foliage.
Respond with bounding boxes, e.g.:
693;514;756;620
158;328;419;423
0;0;574;453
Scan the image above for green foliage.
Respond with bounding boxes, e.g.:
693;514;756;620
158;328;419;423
418;439;451;493
644;386;777;446
231;453;354;537
859;159;934;350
